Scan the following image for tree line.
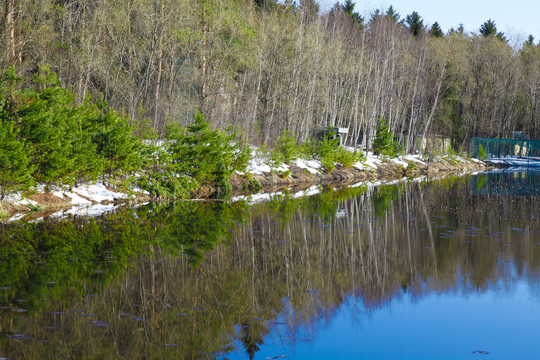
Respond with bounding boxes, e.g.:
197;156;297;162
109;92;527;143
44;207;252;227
2;0;539;153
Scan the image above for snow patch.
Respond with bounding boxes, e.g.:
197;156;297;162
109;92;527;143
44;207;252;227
390;158;409;167
403;155;428;166
294;159;321;174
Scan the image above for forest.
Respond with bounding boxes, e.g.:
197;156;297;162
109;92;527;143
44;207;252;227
1;0;540;198
2;0;539;149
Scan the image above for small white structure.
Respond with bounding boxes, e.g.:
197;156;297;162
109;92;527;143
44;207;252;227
415;135;451;154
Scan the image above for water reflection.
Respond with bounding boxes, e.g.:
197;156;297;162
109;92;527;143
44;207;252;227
471;169;540;196
1;171;539;359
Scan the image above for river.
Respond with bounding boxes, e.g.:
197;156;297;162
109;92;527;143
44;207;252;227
1;170;539;359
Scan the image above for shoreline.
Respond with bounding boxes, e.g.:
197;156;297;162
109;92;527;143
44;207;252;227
0;155;489;221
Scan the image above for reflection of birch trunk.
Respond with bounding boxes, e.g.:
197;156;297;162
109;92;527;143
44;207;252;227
368;215;381;286
405;188;415;278
419;185;438;273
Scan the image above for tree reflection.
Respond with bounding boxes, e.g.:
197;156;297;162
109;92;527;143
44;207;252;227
1;172;539;359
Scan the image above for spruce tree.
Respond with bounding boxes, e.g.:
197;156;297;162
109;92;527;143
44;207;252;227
430;22;444;38
405;11;424;37
386;6;400;23
479;18;505;41
342;0;364;26
0;118;35;199
480;19;497;37
524;34;535;47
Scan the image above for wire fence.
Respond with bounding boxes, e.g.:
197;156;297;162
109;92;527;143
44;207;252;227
469;138;540;166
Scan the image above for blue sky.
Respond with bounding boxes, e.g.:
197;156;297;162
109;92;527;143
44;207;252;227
316;0;539;43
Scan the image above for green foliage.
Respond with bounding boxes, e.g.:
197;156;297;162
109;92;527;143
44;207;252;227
137;144;196;199
336;147;365;167
342;0;364;26
372;118;403;157
371;184;401;217
479;19;497;37
24;202;44;212
276;169;291;179
480;19;506;41
273;130;300;164
430;22;444;38
446;146;459;158
0;120;35;199
318;131;340;173
478;144;488;160
0;66;251;201
287;129;366;174
167;110;249;185
138;109;251;199
0;66;143;194
244;179;262;193
92;103;143;178
405;11;424;37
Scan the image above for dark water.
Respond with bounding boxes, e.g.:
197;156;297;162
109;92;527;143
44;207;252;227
1;170;539;359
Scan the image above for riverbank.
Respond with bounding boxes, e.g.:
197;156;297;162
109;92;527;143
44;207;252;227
0;154;488;220
230;154;487;194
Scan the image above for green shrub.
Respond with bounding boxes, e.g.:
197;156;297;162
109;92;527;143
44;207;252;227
274;130;300;163
0;66;143;192
478;144;487;160
276;169;291;179
244;179;262;193
321;156;335;173
166;110;250;184
307;129;365;173
372;117;403;157
336;147;365;167
25;202;44;212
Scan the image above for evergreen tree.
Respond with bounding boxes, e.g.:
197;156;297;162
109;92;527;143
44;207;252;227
0;119;35;199
0;67;36;198
372;118;402;156
480;19;506;42
91;101;142;178
525;34;535;47
430;22;444;38
342;0;364;26
480;19;497;37
405;11;424;37
386;5;400;23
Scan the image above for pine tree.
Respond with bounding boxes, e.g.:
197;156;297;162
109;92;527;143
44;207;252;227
386;6;400;23
480;19;497;37
479;19;506;42
0;120;35;199
405;11;424;37
372;118;402;156
342;0;364;26
430;22;444;38
524;34;535;47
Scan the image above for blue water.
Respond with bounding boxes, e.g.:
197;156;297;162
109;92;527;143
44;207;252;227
225;279;540;359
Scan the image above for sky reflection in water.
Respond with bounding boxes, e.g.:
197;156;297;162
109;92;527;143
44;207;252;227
223;170;540;360
227;280;540;360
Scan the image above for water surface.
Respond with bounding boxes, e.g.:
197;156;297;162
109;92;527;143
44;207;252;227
1;170;539;359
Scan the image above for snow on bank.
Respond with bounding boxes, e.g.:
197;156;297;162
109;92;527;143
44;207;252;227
294;159;322;174
2;182;149;221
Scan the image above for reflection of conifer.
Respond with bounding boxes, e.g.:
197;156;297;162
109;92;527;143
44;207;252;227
240;325;265;359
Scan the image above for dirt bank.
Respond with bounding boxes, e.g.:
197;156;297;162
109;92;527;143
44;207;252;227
230;157;487;194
